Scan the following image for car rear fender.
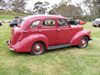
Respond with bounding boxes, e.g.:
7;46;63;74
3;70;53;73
70;30;91;46
14;34;49;52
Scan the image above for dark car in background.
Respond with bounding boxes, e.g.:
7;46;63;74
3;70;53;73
9;16;22;27
9;19;18;27
92;18;100;27
68;18;79;25
68;18;86;25
0;21;2;26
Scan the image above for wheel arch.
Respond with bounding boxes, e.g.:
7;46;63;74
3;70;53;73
84;35;91;41
13;34;49;52
30;34;49;50
70;30;91;46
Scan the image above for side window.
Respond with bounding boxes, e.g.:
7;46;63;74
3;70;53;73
30;20;40;28
43;19;55;26
58;19;68;26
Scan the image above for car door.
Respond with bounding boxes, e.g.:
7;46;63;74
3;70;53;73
40;18;57;46
56;19;73;45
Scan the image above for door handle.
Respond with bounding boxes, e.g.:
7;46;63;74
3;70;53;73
38;30;42;32
57;29;61;32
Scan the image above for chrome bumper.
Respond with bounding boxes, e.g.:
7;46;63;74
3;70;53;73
6;40;14;51
6;40;10;46
9;48;14;51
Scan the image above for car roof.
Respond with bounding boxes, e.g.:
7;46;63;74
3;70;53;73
95;18;100;21
24;15;66;20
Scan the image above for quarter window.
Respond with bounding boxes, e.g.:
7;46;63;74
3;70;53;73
30;20;40;28
58;19;68;26
43;19;55;26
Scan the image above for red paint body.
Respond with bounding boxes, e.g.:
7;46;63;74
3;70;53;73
8;15;91;52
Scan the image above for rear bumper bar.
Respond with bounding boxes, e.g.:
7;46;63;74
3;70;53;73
6;40;15;51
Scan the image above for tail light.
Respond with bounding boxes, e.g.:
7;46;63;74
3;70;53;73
18;33;23;41
10;29;14;43
18;30;27;41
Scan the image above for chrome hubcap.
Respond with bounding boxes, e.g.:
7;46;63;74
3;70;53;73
81;39;86;47
33;43;43;54
35;45;41;51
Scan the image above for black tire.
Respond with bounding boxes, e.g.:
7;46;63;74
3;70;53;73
10;25;14;27
98;24;100;27
78;37;88;48
92;25;96;27
31;42;46;55
0;23;2;26
10;24;17;27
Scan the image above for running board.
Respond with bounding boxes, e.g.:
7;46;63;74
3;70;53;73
48;44;71;50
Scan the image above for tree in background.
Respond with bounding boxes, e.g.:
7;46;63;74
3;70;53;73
0;0;6;9
33;1;50;14
93;0;100;17
83;0;94;15
49;0;83;19
5;0;13;10
82;0;100;20
11;0;27;12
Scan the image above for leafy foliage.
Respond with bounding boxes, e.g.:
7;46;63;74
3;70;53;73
11;0;27;12
93;0;100;17
49;0;83;18
33;1;50;14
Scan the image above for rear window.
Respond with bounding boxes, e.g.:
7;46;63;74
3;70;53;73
43;19;55;26
30;20;40;28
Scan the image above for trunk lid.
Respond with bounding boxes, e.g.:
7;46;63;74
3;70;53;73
10;27;21;45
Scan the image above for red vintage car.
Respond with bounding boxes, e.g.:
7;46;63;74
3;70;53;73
7;15;91;55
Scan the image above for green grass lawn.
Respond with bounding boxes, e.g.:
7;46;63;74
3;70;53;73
0;10;28;20
0;22;100;75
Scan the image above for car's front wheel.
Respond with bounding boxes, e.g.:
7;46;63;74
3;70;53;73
78;37;88;48
31;42;46;55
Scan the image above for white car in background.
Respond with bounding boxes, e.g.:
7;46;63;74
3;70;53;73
92;18;100;27
2;19;11;23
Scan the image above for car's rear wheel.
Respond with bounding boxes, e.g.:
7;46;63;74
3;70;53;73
78;37;88;48
31;42;46;55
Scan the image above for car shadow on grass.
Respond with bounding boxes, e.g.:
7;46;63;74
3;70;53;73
8;46;77;56
8;50;32;56
46;46;77;53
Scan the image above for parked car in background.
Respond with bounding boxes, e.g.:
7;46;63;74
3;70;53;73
68;18;86;25
92;18;100;27
0;21;2;26
7;15;91;55
68;18;79;25
9;19;19;27
76;19;86;25
2;19;11;23
9;16;22;27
